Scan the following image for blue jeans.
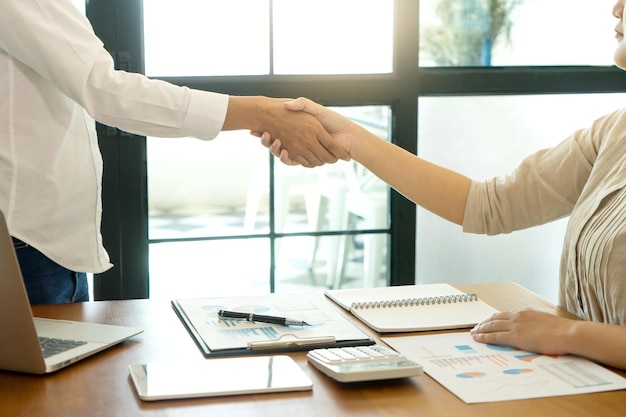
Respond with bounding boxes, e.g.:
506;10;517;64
12;238;89;304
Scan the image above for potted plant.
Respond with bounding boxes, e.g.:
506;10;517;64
421;0;524;66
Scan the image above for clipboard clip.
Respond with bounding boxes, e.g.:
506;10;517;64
248;334;336;350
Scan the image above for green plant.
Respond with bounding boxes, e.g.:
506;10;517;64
421;0;524;66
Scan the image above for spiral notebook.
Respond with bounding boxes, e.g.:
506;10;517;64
325;284;499;333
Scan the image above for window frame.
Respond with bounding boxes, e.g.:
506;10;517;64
89;0;626;299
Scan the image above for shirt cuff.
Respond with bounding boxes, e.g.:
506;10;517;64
181;89;229;140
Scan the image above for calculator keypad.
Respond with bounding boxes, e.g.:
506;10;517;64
307;344;423;383
310;345;401;364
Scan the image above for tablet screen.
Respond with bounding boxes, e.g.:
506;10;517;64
129;355;313;401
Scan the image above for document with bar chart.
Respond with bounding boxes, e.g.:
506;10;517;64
382;332;626;403
172;293;373;357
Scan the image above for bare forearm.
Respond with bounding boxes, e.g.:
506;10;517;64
566;320;626;370
223;96;349;167
222;96;268;131
351;127;472;225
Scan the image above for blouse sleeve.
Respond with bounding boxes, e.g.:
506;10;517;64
461;112;612;235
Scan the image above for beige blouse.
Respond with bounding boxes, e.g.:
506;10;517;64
463;108;626;325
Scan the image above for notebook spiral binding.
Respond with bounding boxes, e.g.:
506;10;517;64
351;293;479;309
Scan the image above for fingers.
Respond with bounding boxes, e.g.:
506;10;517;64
269;138;281;157
268;123;326;167
471;328;508;346
274;131;326;167
471;309;568;356
277;101;338;165
242;96;347;166
260;134;306;166
472;312;512;332
258;98;349;165
470;312;513;344
285;98;351;162
316;131;350;162
279;149;298;166
260;132;273;149
292;150;320;168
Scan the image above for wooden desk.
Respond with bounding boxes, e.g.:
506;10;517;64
1;283;624;417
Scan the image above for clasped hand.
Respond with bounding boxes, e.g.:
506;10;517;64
254;97;352;166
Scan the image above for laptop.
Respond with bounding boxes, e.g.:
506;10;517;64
0;210;142;374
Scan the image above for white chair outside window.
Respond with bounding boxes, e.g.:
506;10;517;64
310;160;389;289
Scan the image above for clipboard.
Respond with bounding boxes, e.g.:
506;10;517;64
248;334;336;350
171;293;374;357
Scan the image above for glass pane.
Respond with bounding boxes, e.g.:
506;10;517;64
417;93;626;303
143;0;270;76
148;131;269;240
273;106;392;234
419;0;616;66
273;0;394;74
149;239;270;300
272;106;391;290
148;106;391;294
274;233;388;293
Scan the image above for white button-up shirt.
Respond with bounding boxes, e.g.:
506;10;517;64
0;0;228;272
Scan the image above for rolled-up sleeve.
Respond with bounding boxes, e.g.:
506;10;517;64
462;122;602;235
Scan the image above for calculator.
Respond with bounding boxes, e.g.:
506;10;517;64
306;344;423;383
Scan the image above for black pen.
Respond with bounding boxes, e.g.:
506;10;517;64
217;309;310;326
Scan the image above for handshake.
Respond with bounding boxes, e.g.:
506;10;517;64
246;97;355;168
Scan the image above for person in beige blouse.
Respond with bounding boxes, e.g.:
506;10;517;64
261;1;626;370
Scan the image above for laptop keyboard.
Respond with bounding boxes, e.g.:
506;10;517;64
39;337;88;358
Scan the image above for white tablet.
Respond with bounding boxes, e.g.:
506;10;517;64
128;355;313;401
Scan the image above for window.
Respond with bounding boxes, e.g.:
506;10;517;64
148;106;391;298
90;1;623;305
419;0;615;66
143;0;394;76
141;1;396;299
272;0;394;74
143;0;270;76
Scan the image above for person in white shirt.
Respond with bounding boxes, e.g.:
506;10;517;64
0;0;348;304
263;1;626;371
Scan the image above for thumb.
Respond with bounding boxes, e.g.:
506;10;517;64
284;97;323;115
